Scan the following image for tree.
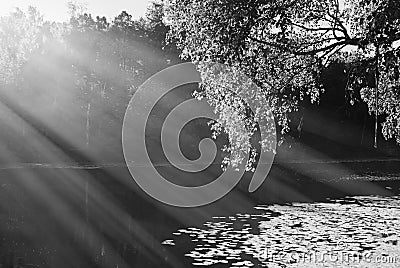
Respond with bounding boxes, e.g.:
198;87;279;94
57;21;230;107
0;7;61;143
165;0;400;166
0;7;47;87
145;1;181;65
65;6;179;152
145;1;169;47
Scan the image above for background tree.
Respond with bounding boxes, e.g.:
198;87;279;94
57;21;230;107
0;4;179;163
0;7;66;158
61;1;177;155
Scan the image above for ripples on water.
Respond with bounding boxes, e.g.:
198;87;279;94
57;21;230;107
164;196;400;267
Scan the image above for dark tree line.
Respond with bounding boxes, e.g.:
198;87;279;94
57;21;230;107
0;3;180;163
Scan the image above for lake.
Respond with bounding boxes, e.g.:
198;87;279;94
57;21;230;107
0;165;399;267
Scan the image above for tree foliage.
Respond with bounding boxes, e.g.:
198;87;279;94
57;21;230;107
0;7;48;86
165;0;400;166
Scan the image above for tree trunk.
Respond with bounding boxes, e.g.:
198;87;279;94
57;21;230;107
86;102;91;148
297;114;304;139
374;44;380;149
360;114;367;146
85;179;89;224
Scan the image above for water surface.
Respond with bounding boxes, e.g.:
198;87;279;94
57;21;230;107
166;195;400;267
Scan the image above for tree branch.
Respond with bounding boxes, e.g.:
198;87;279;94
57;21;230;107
327;11;351;39
290;22;341;32
249;36;360;55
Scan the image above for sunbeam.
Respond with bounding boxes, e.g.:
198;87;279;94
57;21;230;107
0;1;400;268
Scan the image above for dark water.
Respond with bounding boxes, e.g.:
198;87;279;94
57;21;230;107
165;195;400;267
0;165;399;267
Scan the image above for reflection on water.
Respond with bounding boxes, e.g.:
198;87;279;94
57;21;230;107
165;196;400;267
